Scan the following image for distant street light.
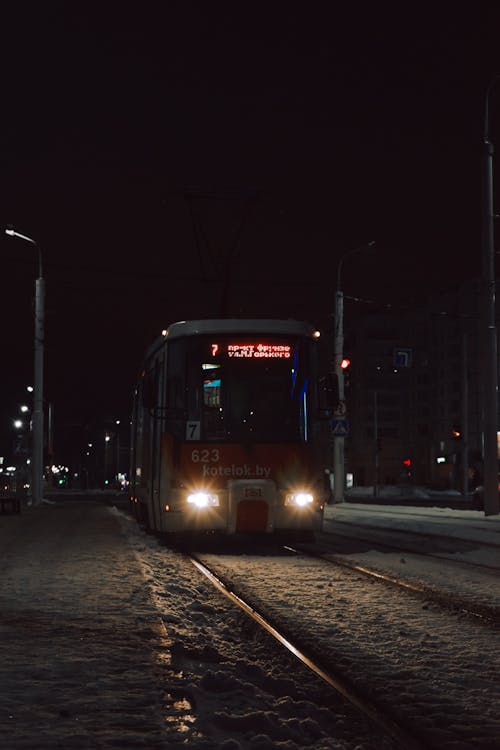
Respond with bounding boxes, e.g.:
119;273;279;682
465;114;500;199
104;433;111;485
115;420;121;479
333;240;375;503
5;227;45;506
481;76;500;516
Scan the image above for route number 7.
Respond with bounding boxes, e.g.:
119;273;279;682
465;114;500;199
186;421;200;440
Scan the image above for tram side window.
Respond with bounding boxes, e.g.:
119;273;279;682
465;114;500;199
142;367;156;410
165;341;187;424
166;376;185;415
139;376;152;485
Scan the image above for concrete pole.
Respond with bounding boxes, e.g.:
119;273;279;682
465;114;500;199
333;289;345;503
32;275;45;505
373;389;380;498
104;434;109;486
5;229;45;506
47;402;54;488
333;240;375;503
481;76;500;516
115;420;121;481
461;330;469;498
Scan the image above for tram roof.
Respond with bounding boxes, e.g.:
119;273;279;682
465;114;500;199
166;319;315;338
145;318;317;359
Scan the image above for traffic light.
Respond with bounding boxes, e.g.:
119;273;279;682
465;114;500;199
341;357;351;388
402;457;411;467
319;373;339;415
451;425;461;439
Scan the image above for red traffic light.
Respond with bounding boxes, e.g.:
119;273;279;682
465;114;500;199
340;357;351;369
403;458;411;467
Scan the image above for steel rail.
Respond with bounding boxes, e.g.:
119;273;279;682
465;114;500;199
287;541;500;625
189;554;428;750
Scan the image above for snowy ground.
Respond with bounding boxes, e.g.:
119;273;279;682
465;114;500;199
324;494;500;610
1;495;499;749
343;485;481;513
345;485;468;501
195;500;500;749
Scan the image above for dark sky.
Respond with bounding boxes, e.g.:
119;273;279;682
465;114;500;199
1;3;500;460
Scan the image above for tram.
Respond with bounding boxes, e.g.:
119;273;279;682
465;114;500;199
129;318;333;537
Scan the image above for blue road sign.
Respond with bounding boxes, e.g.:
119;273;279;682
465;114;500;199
331;418;349;436
393;348;412;367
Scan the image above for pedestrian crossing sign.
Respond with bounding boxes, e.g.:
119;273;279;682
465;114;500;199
331;418;349;436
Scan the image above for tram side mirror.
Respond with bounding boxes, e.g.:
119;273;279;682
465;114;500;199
318;373;339;418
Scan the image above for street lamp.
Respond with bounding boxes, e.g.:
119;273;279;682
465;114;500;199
104;433;111;485
115;420;121;480
481;76;500;516
5;228;45;506
333;240;375;503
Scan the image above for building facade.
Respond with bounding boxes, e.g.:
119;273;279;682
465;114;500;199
343;279;489;490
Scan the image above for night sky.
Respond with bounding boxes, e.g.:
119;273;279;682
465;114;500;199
1;3;499;461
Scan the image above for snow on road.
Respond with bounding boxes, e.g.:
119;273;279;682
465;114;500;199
1;496;499;749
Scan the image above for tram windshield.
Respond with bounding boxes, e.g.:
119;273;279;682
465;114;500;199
172;334;313;443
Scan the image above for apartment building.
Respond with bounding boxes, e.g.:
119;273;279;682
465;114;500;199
343;280;487;490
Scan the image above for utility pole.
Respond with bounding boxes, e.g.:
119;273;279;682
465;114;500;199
333;241;375;503
481;75;500;516
47;402;54;488
104;433;110;486
115;420;121;481
5;228;45;506
373;390;380;498
333;285;346;503
461;330;469;498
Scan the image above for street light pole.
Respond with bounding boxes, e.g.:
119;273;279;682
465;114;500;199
5;228;45;506
104;433;110;486
115;420;121;481
481;76;500;516
333;240;375;503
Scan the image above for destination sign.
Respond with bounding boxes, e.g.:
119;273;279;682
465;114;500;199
211;342;292;359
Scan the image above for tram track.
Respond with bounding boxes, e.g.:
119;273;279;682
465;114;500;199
174;527;500;749
174;526;500;625
187;551;428;750
287;539;500;625
323;521;500;571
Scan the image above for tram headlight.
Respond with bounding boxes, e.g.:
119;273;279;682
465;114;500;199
285;491;314;508
186;491;220;508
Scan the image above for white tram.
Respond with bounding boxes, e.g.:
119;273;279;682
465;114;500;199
129;319;333;537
